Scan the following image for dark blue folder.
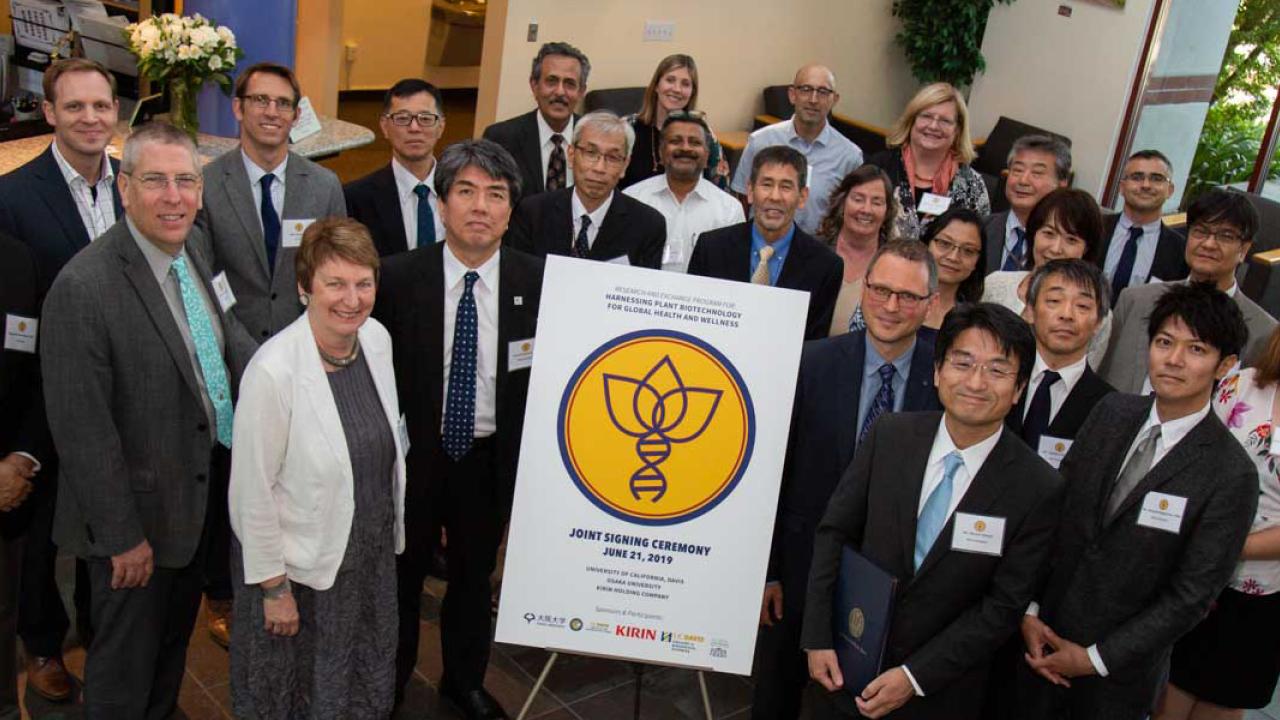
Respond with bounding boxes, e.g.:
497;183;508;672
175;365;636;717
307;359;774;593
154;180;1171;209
833;545;897;698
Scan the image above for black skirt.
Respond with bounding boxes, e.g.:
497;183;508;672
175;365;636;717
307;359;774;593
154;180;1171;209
1169;587;1280;709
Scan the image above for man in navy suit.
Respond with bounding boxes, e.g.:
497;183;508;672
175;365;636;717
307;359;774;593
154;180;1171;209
753;240;942;719
0;57;123;701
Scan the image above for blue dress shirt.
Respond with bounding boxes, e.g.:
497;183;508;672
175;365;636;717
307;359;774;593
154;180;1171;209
856;337;916;432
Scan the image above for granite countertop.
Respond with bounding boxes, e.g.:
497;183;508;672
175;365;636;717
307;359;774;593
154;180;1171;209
0;116;375;175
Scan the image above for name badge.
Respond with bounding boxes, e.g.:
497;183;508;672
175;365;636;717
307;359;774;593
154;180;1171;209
281;218;317;248
663;238;686;265
607;255;631;266
398;413;411;453
1137;491;1187;534
289;96;323;143
508;337;535;371
951;512;1006;556
918;192;952;216
1037;435;1072;469
210;271;237;312
3;314;37;353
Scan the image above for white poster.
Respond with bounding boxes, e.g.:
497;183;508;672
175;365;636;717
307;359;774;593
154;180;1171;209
495;256;808;675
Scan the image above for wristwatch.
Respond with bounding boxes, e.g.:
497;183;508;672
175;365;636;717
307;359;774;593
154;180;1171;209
262;579;292;599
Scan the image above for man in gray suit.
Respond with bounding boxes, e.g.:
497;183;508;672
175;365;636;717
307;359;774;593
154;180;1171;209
1097;189;1276;393
195;61;346;345
983;135;1071;273
1018;283;1258;720
41;123;256;718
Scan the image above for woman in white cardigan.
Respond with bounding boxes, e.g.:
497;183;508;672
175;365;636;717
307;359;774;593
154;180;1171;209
227;218;407;719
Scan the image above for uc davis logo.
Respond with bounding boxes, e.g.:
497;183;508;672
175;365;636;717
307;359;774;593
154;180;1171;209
558;329;755;525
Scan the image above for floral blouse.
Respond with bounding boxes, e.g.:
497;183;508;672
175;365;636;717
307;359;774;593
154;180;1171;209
866;148;991;242
1214;367;1280;595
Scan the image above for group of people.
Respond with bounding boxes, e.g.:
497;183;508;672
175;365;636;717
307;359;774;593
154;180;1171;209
0;36;1275;720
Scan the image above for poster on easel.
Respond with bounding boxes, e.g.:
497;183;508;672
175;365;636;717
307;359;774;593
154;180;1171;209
495;255;807;675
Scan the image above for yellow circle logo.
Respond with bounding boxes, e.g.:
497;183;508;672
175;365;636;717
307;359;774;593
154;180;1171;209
847;608;866;640
1054;442;1065;453
558;330;755;525
974;520;987;532
1159;499;1169;511
16;321;26;332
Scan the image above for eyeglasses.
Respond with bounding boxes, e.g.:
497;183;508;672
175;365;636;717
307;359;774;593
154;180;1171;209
124;171;201;192
943;352;1017;383
240;94;296;112
791;84;834;99
1188;224;1245;245
932;238;980;261
572;144;627;167
1123;172;1169;184
864;282;931;309
916;112;956;129
384;110;442;128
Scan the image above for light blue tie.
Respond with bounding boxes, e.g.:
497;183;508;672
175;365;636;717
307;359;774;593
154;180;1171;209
915;450;963;570
172;255;234;448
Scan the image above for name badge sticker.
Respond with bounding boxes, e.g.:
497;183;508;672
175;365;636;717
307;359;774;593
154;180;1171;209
282;218;317;248
210;271;237;312
508;338;535;371
1138;491;1187;534
951;513;1006;556
663;239;685;265
3;314;37;353
918;192;952;216
1037;435;1073;469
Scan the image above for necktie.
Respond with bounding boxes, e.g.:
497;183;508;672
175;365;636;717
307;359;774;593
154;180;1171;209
171;256;233;448
260;174;281;275
848;305;866;333
751;245;775;285
1106;424;1161;520
1002;227;1026;271
413;184;437;248
858;364;897;446
1020;370;1061;449
547;134;567;191
915;451;964;570
443;271;479;461
573;215;592;258
1111;225;1145;303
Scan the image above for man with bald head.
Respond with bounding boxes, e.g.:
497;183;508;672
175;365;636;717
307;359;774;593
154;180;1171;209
731;63;862;235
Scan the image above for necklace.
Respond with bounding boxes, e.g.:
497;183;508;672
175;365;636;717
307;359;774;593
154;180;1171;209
650;123;662;172
318;339;360;368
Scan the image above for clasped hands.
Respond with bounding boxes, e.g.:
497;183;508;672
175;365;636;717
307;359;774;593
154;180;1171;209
0;453;37;511
1021;614;1096;686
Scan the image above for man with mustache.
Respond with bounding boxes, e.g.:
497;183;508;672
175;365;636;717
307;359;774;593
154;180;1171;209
1099;150;1189;303
688;145;842;340
623;111;744;272
731;64;863;235
1098;189;1276;393
482;42;588;198
505;110;667;268
982;135;1071;273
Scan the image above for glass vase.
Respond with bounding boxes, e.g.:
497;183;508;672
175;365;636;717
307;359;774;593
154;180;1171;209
168;77;200;141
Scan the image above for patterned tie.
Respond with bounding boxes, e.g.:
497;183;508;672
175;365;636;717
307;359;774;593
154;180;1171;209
547;134;567;191
260;174;281;275
1020;370;1061;449
751;245;775;285
858;364;897;446
171;256;233;448
848;305;867;333
1111;225;1145;304
442;271;480;461
573;215;592;258
1002;227;1026;271
915;451;964;570
1106;424;1161;520
413;184;437;248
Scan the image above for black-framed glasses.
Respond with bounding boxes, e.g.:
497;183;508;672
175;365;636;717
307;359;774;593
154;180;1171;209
123;171;201;192
1188;224;1245;245
1123;172;1169;184
666;109;706;121
864;282;930;309
572;144;627;166
791;84;834;99
240;94;296;112
384;110;442;128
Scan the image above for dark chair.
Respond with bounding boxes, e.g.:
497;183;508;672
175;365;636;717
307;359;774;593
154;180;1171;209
973;117;1073;213
830;113;888;157
583;87;646;117
1234;189;1280;318
762;85;793;120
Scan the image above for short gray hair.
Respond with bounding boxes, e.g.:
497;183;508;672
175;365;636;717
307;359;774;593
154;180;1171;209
1008;134;1072;182
1025;258;1110;323
866;239;939;294
434;138;524;207
121;121;199;175
573;110;635;157
530;41;591;87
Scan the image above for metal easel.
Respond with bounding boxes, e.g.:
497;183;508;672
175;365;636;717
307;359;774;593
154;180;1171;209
516;651;714;720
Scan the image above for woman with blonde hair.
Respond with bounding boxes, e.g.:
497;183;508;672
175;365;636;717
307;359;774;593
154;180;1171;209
621;53;728;188
866;82;990;240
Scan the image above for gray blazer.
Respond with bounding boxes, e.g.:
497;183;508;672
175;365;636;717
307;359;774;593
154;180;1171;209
983;210;1011;274
194;148;346;343
1097;279;1277;393
41;222;257;568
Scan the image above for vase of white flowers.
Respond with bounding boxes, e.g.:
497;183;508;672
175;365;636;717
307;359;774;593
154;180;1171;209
125;13;242;140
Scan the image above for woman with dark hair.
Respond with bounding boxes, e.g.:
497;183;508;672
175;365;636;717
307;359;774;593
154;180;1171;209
818;165;898;335
922;207;986;329
621;54;727;189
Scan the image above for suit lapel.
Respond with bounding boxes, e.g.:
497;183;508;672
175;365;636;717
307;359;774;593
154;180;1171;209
897;416;939;576
521;113;545;195
1046;368;1109;438
903;336;937;411
1092;397;1153;532
221;154;269;276
281;153;310;220
32;147;93;257
373;165;409;253
1103;411;1217;527
728;225;753;282
553;191;575;254
591;192;629;261
423;246;447;428
835;333;867;471
776;228;809;290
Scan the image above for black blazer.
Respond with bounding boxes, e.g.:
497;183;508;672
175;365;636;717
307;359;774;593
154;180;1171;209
769;329;941;604
1005;364;1114;442
1099;213;1190;285
344;163;411;257
803;412;1064;719
983;210;1012;274
0;233;46;538
1023;394;1258;719
372;242;544;518
687;221;842;341
481;109;579;198
505;187;666;269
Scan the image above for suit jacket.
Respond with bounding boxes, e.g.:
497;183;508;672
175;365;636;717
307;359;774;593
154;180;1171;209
1097;280;1277;393
769;329;941;607
505;187;666;269
372;242;544;517
1005;364;1114;443
687;221;843;341
802;412;1064;719
344;162;411;257
983;210;1011;274
1100;213;1189;285
481;109;579;198
1023;394;1258;718
0;233;45;538
194;148;347;343
40;221;257;567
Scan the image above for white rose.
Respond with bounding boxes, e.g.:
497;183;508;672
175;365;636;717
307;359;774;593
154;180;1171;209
176;44;192;60
217;26;234;44
209;55;223;71
139;24;160;43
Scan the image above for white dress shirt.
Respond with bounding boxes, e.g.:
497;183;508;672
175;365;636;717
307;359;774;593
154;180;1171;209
536;110;574;188
442;243;499;437
571;189;613;252
51;139;116;239
1103;214;1163;286
391;157;444;250
1021;353;1090;425
242;149;287;231
623;174;745;272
